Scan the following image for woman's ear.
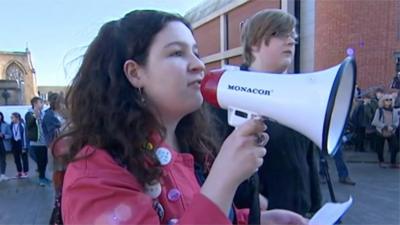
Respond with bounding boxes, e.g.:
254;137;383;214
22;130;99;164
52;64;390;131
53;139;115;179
251;44;261;53
123;59;143;88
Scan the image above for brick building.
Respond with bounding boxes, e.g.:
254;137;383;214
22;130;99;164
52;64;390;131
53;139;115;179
0;48;37;105
185;0;400;93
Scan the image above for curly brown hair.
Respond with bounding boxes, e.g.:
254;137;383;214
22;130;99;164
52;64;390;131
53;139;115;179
57;10;219;187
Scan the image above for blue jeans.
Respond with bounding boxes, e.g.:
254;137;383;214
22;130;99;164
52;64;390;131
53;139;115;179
333;147;349;178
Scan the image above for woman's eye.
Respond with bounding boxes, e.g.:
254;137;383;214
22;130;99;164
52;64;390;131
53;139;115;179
170;51;184;57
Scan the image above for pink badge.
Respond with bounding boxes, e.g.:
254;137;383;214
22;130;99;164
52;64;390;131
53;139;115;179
167;188;181;202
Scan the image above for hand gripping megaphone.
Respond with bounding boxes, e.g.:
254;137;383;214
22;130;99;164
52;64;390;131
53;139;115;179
201;57;356;155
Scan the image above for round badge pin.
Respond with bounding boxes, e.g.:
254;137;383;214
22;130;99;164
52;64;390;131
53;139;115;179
153;201;165;221
145;182;162;199
155;147;172;165
167;188;181;202
167;218;179;225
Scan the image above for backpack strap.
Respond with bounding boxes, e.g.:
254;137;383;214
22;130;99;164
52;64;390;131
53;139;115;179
379;108;383;120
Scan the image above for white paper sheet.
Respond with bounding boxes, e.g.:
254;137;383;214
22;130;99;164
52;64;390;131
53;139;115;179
309;197;353;225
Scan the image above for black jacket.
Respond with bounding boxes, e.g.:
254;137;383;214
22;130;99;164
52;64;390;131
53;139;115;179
259;120;322;215
25;111;39;142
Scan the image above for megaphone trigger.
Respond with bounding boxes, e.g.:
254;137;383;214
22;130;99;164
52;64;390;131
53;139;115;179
251;115;269;124
227;107;259;128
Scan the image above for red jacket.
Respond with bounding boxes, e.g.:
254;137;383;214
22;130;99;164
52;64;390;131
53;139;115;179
62;143;248;224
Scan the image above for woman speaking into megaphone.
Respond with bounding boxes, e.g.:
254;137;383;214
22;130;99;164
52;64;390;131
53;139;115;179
58;9;308;225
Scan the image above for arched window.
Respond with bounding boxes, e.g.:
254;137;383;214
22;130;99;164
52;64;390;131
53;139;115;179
6;62;24;82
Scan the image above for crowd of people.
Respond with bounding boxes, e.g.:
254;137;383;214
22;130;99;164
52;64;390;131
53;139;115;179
0;8;399;225
348;88;400;168
0;93;66;185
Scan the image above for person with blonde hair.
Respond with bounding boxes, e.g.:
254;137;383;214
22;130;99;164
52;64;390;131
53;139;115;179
43;93;65;147
372;93;399;168
240;9;321;216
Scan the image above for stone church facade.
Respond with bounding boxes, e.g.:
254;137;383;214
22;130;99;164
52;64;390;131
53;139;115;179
0;49;37;105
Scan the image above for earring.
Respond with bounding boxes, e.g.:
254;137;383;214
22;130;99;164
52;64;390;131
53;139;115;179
138;88;145;103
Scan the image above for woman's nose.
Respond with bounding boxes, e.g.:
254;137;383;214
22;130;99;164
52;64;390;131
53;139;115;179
189;54;205;73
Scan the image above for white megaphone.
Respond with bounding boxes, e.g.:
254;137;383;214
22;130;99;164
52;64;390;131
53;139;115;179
201;57;356;155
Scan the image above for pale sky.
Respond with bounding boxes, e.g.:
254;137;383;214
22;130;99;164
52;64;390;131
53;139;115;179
0;0;205;86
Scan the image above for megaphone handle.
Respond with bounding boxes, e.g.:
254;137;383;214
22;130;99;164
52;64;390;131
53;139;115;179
319;153;342;224
247;173;261;225
319;153;337;203
227;107;262;224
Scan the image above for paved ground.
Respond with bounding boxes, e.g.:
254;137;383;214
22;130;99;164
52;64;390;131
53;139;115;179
0;154;54;225
320;151;400;225
0;149;399;225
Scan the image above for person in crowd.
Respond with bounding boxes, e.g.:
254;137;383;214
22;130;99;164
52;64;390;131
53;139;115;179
43;93;67;224
364;88;383;152
0;112;12;182
354;84;361;99
372;93;399;168
334;135;356;185
393;90;400;141
349;96;368;152
10;112;29;178
237;9;321;216
391;71;400;89
43;93;65;147
25;96;51;186
56;9;307;225
394;90;400;109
